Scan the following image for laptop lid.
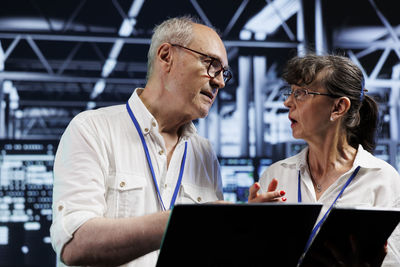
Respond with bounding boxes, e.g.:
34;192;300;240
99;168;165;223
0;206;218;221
300;206;400;266
156;203;322;267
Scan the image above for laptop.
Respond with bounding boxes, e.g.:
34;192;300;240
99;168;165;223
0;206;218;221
156;203;322;267
300;206;400;266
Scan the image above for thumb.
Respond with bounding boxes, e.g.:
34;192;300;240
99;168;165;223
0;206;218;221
248;182;261;200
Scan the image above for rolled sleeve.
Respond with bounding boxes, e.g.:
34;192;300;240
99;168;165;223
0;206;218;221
50;201;100;256
50;114;108;256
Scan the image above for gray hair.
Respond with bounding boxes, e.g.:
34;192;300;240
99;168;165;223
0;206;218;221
146;16;201;80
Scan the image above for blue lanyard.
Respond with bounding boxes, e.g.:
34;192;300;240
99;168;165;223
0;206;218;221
298;165;361;253
126;102;187;211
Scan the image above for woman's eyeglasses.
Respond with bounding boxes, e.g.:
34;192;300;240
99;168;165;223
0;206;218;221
282;87;340;101
170;44;233;84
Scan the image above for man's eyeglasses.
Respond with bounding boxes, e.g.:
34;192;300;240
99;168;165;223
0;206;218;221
282;87;341;101
170;44;233;84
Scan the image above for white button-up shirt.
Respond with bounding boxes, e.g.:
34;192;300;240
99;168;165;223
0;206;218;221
259;145;400;266
50;89;223;267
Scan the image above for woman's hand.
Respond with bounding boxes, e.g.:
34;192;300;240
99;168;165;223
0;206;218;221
248;178;286;203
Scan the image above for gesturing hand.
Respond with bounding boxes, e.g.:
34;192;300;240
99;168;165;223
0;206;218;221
248;178;286;203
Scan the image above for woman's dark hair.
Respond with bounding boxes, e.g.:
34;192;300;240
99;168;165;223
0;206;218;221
282;53;378;153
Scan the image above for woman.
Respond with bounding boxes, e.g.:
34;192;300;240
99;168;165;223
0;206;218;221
249;53;400;266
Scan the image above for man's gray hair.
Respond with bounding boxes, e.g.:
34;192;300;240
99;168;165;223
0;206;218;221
146;16;202;80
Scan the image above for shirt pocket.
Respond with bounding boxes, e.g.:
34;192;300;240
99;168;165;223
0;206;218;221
177;183;218;204
105;172;147;218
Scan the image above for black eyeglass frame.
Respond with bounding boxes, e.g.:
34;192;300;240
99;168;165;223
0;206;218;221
283;87;341;101
170;43;232;83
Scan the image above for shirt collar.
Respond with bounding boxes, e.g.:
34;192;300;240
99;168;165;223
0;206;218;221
353;144;382;169
282;143;382;171
127;88;197;140
296;146;309;172
276;146;308;172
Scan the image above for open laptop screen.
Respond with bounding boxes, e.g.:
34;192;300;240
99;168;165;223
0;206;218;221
157;203;322;267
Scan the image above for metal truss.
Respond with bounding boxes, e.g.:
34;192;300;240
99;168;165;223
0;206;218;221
333;0;400;141
0;0;399;152
0;0;299;139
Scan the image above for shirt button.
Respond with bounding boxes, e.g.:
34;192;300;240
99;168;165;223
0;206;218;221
197;197;202;202
58;205;63;211
164;184;168;189
144;128;149;133
119;181;126;188
159;150;164;155
152;121;156;127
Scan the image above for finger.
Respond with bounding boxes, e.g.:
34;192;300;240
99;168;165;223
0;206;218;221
258;191;282;202
267;179;286;198
248;183;260;201
267;178;278;192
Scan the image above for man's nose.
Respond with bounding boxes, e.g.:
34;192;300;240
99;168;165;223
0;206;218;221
210;73;225;89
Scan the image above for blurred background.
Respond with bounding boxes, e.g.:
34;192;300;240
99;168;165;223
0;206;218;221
0;0;400;265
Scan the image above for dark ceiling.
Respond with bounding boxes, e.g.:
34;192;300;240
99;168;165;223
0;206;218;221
0;0;267;103
0;0;399;138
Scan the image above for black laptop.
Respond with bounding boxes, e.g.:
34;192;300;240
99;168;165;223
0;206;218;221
156;203;322;267
300;206;400;266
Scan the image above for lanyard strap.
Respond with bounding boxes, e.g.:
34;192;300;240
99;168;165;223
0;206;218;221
298;165;361;253
126;102;187;211
298;171;302;203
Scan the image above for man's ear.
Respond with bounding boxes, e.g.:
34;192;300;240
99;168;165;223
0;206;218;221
330;96;351;121
157;43;173;73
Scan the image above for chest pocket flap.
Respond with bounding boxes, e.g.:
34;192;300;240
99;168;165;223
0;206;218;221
179;183;217;204
113;172;147;191
105;172;148;218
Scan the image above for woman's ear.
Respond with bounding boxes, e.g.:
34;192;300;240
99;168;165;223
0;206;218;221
330;97;351;121
157;43;173;73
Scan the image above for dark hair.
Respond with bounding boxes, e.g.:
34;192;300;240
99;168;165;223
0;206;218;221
282;53;378;152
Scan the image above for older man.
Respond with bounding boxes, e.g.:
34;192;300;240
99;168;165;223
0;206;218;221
50;16;231;267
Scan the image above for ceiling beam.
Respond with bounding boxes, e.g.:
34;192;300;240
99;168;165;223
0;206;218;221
190;0;213;28
0;71;145;84
62;0;87;32
0;32;151;44
223;0;250;37
0;32;299;48
26;36;54;74
224;40;298;48
335;40;400;49
89;0;146;101
19;100;124;107
368;0;400;59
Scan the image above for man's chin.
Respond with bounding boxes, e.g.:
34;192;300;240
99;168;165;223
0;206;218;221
196;105;211;119
195;114;208;121
199;109;210;118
